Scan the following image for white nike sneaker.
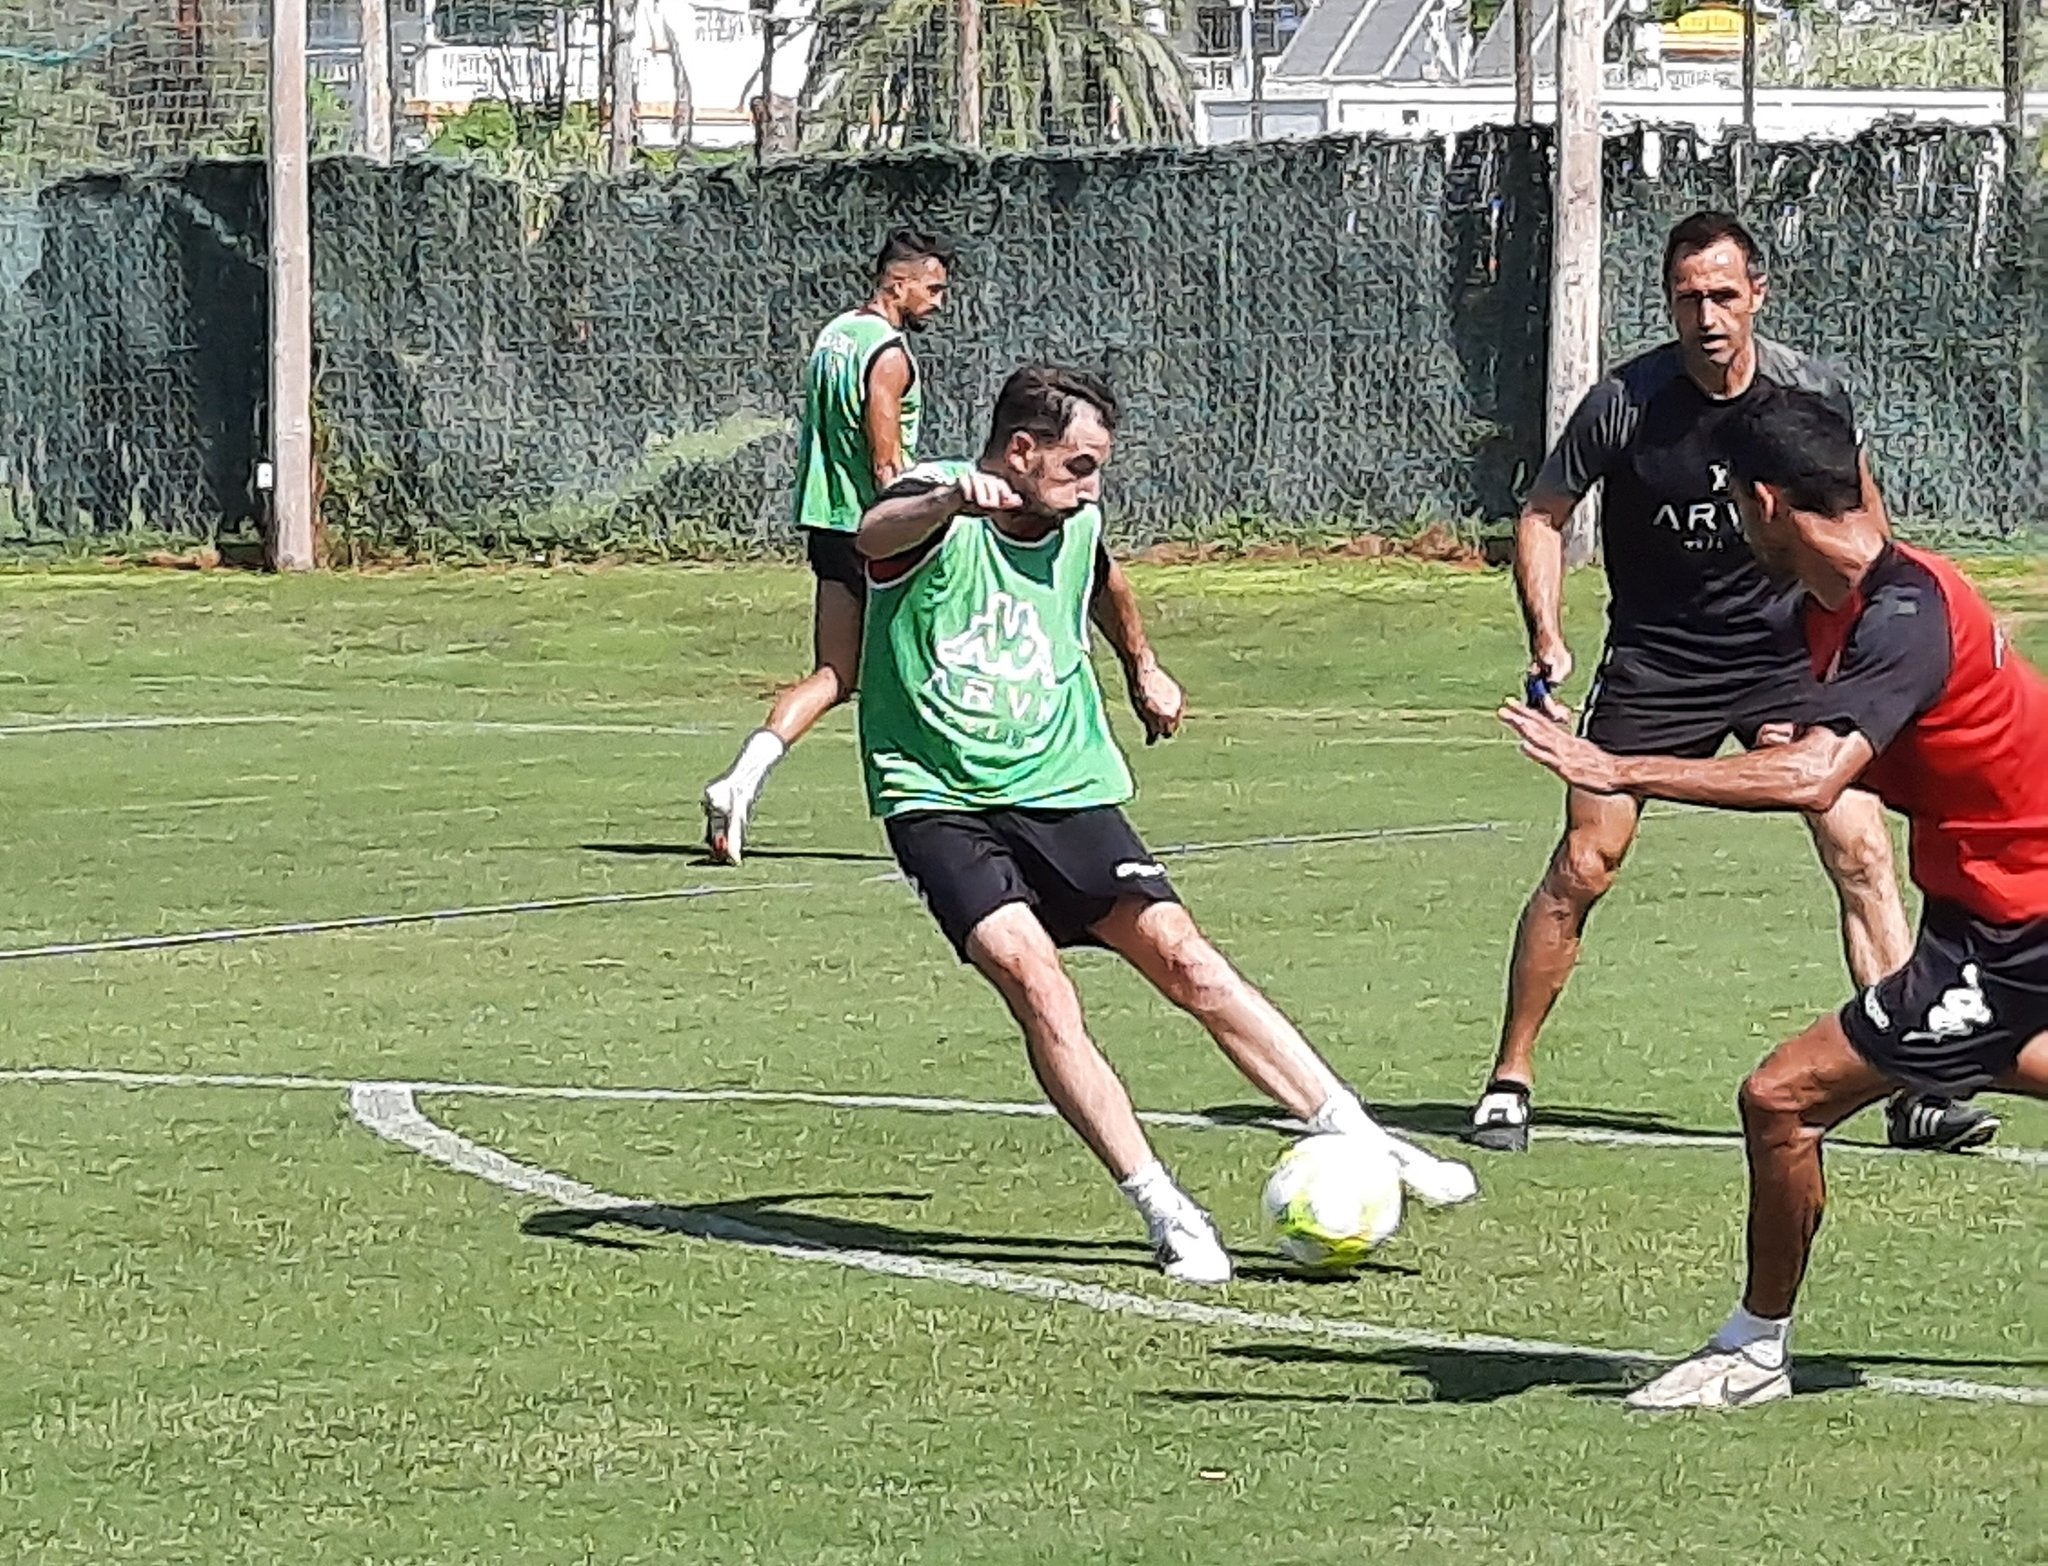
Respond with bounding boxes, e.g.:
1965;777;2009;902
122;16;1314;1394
1148;1202;1233;1286
1385;1134;1481;1207
1625;1347;1792;1412
702;776;752;866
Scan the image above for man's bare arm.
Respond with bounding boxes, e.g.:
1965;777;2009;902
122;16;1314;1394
863;347;913;491
1091;556;1183;743
1613;730;1875;813
857;469;1020;560
1503;703;1875;814
1515;486;1581;714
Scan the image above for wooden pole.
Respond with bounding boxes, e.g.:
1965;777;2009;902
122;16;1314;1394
2003;0;2025;144
1550;0;1602;568
958;0;982;146
752;0;773;164
1513;0;1534;124
269;0;316;572
1741;0;1757;137
360;0;393;163
607;0;636;172
1242;0;1266;138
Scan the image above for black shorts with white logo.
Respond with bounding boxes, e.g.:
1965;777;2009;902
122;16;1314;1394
804;527;867;601
1839;898;2048;1097
884;805;1180;961
1579;646;1816;759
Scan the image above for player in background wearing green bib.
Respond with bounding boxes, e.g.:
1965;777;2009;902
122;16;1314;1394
701;228;953;864
856;364;1479;1285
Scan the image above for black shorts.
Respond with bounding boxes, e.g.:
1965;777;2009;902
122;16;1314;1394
1839;898;2048;1097
885;806;1180;960
804;527;866;600
1580;646;1815;759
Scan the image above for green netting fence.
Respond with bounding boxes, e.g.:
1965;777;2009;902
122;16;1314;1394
1;125;2041;558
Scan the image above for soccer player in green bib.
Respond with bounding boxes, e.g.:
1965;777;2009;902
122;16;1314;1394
854;364;1479;1284
701;228;953;863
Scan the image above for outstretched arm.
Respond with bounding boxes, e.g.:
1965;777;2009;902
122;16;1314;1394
1090;553;1183;744
1500;703;1876;813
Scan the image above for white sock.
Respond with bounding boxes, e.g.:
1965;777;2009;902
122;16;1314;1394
1306;1088;1388;1146
723;728;787;796
1710;1305;1791;1370
1117;1159;1186;1225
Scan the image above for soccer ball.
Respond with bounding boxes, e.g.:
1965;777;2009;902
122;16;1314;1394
1262;1134;1403;1270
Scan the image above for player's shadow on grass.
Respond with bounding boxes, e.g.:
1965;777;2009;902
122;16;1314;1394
520;1190;1415;1277
1161;1342;2048;1406
1197;1100;1731;1141
581;841;893;865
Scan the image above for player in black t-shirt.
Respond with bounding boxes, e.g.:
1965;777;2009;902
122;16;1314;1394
1466;211;1998;1156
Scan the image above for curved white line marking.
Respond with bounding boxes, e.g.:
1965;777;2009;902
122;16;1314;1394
4;1067;2045;1169
345;1082;2048;1409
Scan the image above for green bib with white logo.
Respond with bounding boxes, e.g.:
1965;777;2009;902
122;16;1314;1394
794;310;921;534
858;460;1133;817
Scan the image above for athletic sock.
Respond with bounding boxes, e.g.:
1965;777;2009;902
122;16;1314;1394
1473;1079;1531;1126
722;728;787;797
1710;1305;1792;1370
1118;1159;1189;1226
1306;1088;1387;1145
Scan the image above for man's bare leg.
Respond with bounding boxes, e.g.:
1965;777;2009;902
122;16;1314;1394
1090;898;1478;1207
1469;788;1643;1150
961;902;1232;1284
1630;1019;2048;1410
1804;789;2000;1152
704;581;863;864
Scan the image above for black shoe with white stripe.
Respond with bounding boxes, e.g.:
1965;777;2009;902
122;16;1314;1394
1466;1078;1531;1153
1885;1092;1999;1153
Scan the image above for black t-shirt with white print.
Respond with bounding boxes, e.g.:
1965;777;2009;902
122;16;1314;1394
1538;338;1859;680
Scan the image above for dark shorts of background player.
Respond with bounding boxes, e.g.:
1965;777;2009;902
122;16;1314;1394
1839;898;2048;1097
804;527;867;601
885;806;1180;961
1579;645;1816;759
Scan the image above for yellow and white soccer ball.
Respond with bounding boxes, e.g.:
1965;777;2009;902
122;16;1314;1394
1262;1133;1403;1270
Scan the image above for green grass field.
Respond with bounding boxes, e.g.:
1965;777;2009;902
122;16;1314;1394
1;559;2042;1564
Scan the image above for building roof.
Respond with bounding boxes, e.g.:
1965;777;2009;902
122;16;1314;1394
1271;0;1469;82
1271;0;1640;83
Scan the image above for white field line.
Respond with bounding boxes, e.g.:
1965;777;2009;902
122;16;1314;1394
0;712;1511;744
0;882;809;963
0;821;1499;963
0;714;721;739
346;1082;2048;1409
2;1069;2040;1173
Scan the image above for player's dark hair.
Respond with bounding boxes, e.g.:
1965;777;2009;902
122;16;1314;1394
1663;210;1764;287
874;226;954;280
1722;383;1863;517
984;364;1119;453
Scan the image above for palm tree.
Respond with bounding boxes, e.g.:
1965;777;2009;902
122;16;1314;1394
801;0;1193;151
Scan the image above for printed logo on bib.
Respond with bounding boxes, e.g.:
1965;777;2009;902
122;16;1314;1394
929;590;1059;733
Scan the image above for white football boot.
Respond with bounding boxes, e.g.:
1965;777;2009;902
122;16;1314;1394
701;775;753;866
1385;1133;1481;1207
1148;1201;1233;1286
1626;1347;1792;1412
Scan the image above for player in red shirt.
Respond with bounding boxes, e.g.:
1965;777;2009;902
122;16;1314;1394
1501;383;2048;1410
